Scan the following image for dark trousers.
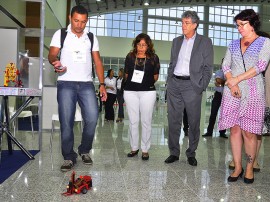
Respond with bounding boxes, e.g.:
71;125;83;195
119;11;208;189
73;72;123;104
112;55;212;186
117;90;124;118
167;78;202;158
207;91;226;135
183;108;189;132
105;93;117;120
99;94;103;112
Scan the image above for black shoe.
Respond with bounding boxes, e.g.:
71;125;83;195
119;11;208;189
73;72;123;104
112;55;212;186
187;157;197;166
127;149;139;157
60;160;75;172
164;155;179;164
142;153;149;161
228;168;244;182
244;176;254;184
202;133;212;137
79;153;93;165
220;134;228;138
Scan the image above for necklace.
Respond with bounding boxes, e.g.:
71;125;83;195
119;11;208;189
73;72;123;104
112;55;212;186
242;35;259;47
243;41;250;46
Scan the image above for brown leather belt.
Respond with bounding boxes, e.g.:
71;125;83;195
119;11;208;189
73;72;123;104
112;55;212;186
174;74;190;80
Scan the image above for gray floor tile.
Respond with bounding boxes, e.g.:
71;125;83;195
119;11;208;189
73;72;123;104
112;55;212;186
1;104;269;201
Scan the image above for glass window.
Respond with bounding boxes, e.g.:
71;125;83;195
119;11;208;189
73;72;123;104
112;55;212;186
148;9;155;15
88;10;142;38
87;5;258;46
208;5;258;46
146;6;204;41
120;30;127;37
112;29;119;37
155;32;162;40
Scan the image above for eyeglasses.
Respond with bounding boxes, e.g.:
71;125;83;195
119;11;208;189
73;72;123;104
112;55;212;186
235;22;249;29
137;43;148;48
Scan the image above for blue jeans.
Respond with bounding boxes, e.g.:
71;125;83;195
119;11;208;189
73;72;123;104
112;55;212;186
57;81;98;162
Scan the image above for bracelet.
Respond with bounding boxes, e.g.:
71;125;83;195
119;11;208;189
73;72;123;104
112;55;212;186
100;83;105;86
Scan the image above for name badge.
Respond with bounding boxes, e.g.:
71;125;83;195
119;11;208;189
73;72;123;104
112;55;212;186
73;51;86;63
131;70;144;83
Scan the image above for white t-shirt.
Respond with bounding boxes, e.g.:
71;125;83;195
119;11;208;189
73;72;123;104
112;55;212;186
117;78;123;90
49;24;99;82
105;77;117;94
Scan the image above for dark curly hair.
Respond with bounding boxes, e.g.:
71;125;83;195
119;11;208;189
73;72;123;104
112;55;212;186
106;69;114;78
130;33;155;59
234;9;260;32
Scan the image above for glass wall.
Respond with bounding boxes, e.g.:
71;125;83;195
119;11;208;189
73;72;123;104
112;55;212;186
88;10;143;38
88;4;259;84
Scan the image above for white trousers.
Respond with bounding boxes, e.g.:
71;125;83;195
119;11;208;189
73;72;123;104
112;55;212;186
124;91;156;153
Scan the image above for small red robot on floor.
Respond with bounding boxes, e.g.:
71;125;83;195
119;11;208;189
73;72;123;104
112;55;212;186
62;171;92;196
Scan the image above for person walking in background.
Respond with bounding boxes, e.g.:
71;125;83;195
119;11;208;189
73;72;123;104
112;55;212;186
124;33;160;161
116;68;125;123
48;5;107;172
203;61;227;138
219;9;270;184
104;69;117;121
96;84;103;112
164;10;213;166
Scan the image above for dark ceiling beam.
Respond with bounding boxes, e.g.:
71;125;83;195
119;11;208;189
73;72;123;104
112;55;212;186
113;0;117;8
86;0;91;12
96;1;100;11
105;0;109;10
0;5;25;28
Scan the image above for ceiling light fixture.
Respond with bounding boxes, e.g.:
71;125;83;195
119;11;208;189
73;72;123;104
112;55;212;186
144;0;149;6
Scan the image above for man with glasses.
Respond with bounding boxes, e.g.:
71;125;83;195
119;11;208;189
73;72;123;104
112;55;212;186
164;10;213;166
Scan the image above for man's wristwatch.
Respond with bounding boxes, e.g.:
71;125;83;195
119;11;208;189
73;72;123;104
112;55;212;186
100;83;105;86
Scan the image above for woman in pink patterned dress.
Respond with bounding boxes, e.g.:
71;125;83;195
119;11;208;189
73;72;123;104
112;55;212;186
218;9;270;184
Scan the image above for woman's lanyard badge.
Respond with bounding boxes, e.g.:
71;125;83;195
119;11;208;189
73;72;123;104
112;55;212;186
131;57;146;83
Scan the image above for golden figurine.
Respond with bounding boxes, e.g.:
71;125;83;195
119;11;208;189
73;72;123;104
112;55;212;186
4;63;22;87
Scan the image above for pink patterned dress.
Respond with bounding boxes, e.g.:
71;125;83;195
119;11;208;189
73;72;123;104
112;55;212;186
218;37;270;134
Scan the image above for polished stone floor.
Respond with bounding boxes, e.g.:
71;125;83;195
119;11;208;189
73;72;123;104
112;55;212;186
1;103;270;202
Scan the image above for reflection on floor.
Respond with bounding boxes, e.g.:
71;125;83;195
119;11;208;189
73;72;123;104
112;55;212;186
1;103;270;202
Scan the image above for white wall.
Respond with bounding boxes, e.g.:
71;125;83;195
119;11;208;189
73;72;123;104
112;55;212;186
0;28;18;86
95;36;227;63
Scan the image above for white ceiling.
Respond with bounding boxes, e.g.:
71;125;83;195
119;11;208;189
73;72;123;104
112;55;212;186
75;0;268;16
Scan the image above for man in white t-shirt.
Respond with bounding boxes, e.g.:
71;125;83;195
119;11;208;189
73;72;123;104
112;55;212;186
48;5;107;172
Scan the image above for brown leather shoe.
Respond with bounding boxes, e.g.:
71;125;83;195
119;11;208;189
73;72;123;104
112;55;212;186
142;152;149;160
127;149;139;157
